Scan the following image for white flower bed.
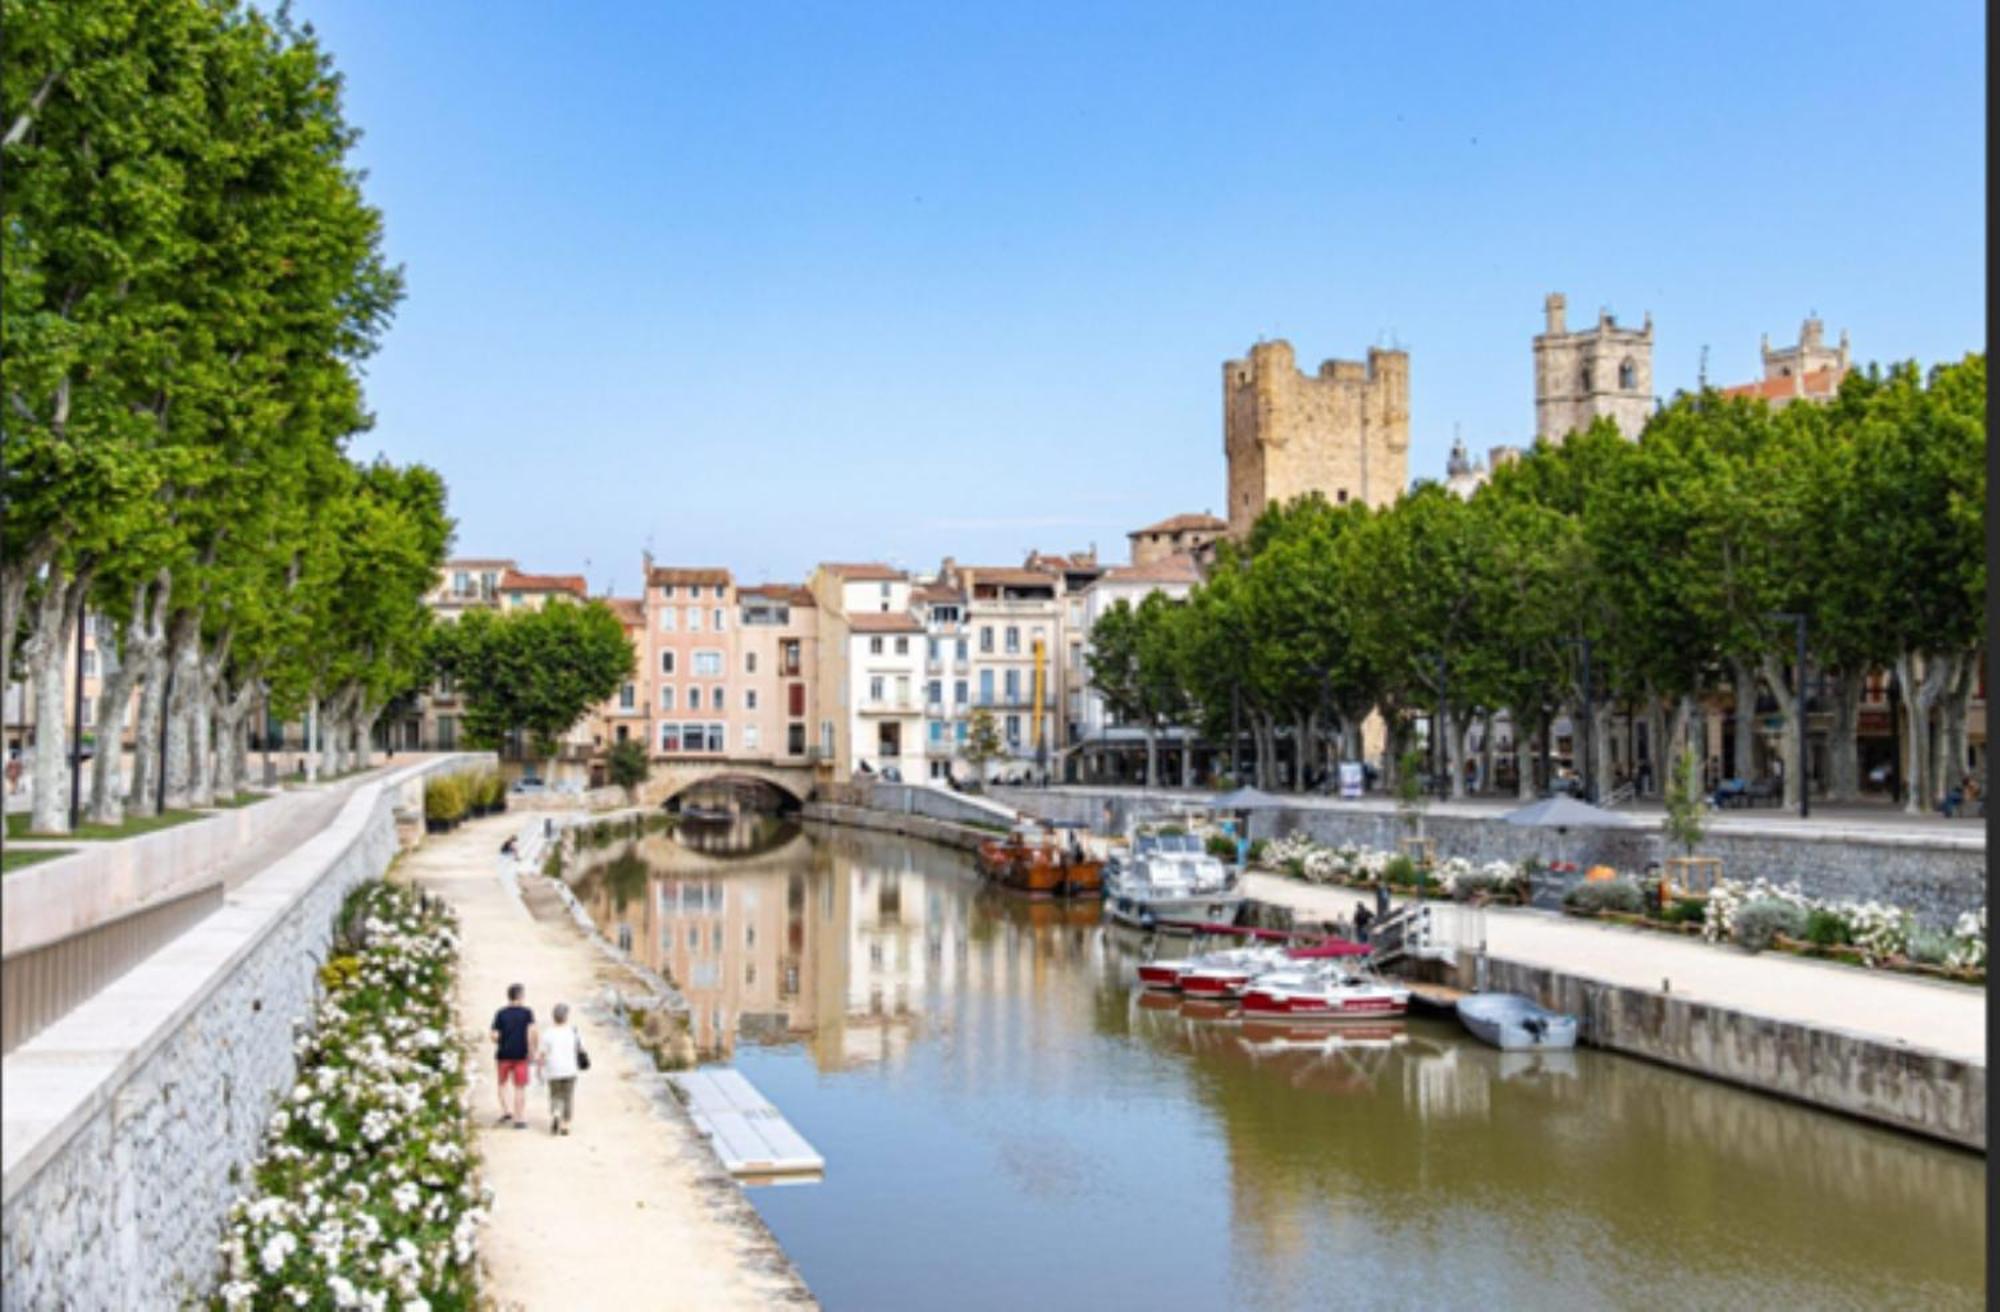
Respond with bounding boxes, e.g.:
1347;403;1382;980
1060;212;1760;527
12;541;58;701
1254;835;1520;897
1946;907;1987;973
1704;877;1983;974
212;882;486;1311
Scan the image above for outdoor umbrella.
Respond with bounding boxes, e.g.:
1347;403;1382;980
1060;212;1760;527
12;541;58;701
1500;795;1641;886
1211;785;1286;810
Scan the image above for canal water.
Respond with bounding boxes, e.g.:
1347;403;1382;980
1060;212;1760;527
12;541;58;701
572;820;1984;1311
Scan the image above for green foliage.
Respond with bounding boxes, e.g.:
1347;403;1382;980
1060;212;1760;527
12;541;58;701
1662;746;1706;855
1660;897;1710;926
1205;833;1238;859
1731;898;1809;953
423;775;466;822
606;738;650;800
1904;928;1952;966
1246;839;1267;864
1563;879;1645;915
1804;907;1854;947
431;600;634;761
962;707;1004;780
1382;854;1419;887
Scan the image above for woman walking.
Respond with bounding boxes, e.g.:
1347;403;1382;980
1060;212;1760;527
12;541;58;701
538;1002;586;1135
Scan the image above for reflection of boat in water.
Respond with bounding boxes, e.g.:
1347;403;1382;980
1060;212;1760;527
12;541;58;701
975;820;1104;898
1178;996;1239;1023
1456;993;1579;1051
1238;1019;1409;1056
679;804;734;824
1497;1048;1581;1082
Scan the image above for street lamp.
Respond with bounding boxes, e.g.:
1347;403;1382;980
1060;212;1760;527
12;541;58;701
1560;635;1594;804
1765;611;1810;819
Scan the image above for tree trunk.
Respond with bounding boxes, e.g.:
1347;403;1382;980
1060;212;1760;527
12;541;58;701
1644;694;1668;798
1758;652;1803;812
1293;714;1309;792
1894;650;1947;814
128;645;169;818
161;611;201;810
1143;722;1158;788
0;538;57;713
1590;703;1616;802
212;677;258;801
25;567;83;833
1939;651;1977;797
1731;658;1760;782
354;699;380;772
87;590;154;825
1444;707;1466;800
305;695;319;782
1510;709;1535;800
1823;669;1863;803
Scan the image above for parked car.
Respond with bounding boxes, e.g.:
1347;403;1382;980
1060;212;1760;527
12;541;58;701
510;777;547;795
880;766;903;783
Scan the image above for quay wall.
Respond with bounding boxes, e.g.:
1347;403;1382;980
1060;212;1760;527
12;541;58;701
986;787;1985;927
800;801;986;853
1439;954;1985;1152
0;753;491;1311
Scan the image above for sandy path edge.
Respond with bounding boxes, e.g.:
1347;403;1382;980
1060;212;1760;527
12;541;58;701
399;812;816;1311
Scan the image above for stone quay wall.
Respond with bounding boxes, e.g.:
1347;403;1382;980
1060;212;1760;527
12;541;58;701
0;753;491;1311
1442;954;1985;1151
986;787;1985;927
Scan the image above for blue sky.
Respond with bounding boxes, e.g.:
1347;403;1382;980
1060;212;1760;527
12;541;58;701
300;2;1985;596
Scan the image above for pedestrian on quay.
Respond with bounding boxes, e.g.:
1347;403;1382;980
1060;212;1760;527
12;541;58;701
538;1002;587;1135
1354;901;1374;945
490;983;538;1129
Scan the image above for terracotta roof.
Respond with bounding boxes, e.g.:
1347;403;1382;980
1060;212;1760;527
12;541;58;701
1718;367;1846;403
912;582;963;604
965;567;1059;589
1025;550;1099;571
607;597;645;625
1129;512;1226;537
1096;553;1203;586
740;583;815;605
647;566;732;588
820;562;906;581
499;569;587;595
845;611;924;634
442;557;517;569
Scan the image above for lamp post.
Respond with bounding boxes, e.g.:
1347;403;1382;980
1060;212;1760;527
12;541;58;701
1560;636;1594;804
1765;611;1810;819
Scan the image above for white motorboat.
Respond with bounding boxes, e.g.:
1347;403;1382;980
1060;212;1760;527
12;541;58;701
1178;935;1371;999
1102;819;1245;931
1238;960;1411;1023
1455;992;1579;1051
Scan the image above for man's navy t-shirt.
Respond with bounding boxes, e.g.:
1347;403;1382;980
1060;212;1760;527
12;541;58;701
492;1005;535;1060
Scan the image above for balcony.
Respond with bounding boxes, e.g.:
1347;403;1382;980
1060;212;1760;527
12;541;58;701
859;697;921;715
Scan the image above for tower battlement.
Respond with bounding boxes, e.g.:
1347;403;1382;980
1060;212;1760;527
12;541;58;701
1223;338;1410;536
1532;291;1654;444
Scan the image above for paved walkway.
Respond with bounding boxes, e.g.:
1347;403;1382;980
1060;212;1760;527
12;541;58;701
1245;872;1988;1065
402;812;812;1312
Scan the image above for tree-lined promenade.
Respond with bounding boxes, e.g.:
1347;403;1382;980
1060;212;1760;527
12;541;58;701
1091;359;1985;815
3;1;450;834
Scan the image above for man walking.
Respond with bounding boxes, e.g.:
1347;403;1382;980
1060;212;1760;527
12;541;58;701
490;982;538;1128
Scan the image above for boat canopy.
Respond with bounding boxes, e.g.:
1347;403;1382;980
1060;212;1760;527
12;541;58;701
1287;938;1370;959
1190;922;1293;940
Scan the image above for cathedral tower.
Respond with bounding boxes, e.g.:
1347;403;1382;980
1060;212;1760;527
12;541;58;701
1532;292;1654;443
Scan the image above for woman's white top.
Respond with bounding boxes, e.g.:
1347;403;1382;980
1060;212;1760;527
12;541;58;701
541;1023;581;1079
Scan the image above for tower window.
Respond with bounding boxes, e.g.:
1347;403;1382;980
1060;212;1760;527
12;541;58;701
1336;489;1348;504
1618;358;1636;390
1579;363;1594;392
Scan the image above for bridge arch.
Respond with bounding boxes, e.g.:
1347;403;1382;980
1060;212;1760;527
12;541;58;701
637;761;817;810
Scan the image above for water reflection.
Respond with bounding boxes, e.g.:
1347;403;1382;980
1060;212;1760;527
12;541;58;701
569;824;1984;1312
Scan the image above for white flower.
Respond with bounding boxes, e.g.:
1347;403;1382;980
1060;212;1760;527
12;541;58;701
259;1230;298;1275
329;1275;360;1307
391;1181;421;1214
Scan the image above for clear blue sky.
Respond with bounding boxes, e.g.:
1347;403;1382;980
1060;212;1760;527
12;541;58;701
300;1;1985;596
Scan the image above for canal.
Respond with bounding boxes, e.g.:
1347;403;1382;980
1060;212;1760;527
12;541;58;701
572;820;1984;1311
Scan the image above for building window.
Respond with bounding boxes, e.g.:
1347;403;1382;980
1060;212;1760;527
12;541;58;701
692;651;723;676
979;670;994;705
954;679;967;705
879;582;891;600
927;638;940;661
781;640;801;676
661;687;676;711
713;608;726;631
927;680;942;706
745;689;759;710
619;683;635;710
660;650;676;675
980;627;994;653
955;638;968;661
660;583;675;599
930;720;945;744
687;606;702;632
453;571;470;595
894;636;908;655
1006;714;1021;744
1004;669;1020;701
870;676;885;703
869;636;884;655
707;723;725;752
788;723;806;755
714;584;727;599
744;724;760;751
821;721;834;756
509;592;523;606
661;607;677;631
788;682;805;716
956;721;967;744
745;651;757;674
1004;626;1020;654
1580;362;1594;392
1337;489;1349;504
689;687;702;710
662;723;680;751
1619;358;1637;390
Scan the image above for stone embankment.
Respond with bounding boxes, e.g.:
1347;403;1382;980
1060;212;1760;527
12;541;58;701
0;752;490;1310
405;812;814;1310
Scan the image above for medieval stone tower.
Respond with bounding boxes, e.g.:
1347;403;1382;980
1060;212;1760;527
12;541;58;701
1222;339;1410;538
1532;293;1654;443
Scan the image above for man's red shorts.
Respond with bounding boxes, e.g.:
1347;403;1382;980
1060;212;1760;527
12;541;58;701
497;1059;531;1087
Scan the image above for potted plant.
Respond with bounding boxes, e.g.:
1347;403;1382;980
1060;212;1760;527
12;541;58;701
424;776;464;833
1661;746;1721;904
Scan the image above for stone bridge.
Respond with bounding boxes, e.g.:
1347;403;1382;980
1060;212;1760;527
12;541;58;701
635;759;821;809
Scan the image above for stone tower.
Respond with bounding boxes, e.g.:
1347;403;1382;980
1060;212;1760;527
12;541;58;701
1222;339;1409;537
1759;317;1851;382
1532;293;1654;443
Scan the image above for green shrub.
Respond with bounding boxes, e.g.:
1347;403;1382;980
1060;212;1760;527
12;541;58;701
1246;839;1267;864
1904;928;1952;965
1660;897;1708;926
1282;856;1306;879
1383;854;1419;887
1563;879;1645;915
1732;898;1808;953
1206;833;1239;859
424;775;465;822
482;771;507;809
1803;907;1853;947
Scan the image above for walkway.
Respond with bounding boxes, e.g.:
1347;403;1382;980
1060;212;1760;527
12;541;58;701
1245;872;1988;1065
401;812;813;1312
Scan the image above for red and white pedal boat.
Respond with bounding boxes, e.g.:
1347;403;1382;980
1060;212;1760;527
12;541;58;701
1238;960;1412;1023
1180;935;1373;1000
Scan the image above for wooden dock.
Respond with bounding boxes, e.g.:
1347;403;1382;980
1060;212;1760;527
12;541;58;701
1403;980;1470;1014
667;1068;823;1182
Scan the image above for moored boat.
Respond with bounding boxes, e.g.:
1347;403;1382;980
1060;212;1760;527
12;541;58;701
976;821;1104;899
1238;961;1411;1023
1102;816;1244;930
1455;992;1579;1051
1180;936;1369;999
